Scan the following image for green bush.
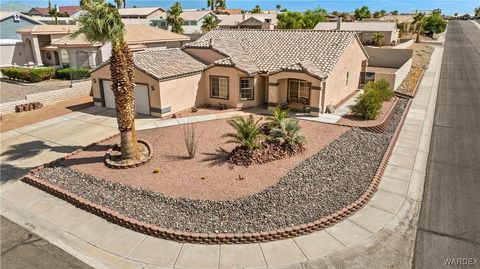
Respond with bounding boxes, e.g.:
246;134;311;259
1;67;54;82
350;90;382;120
55;68;90;80
271;118;305;146
364;79;394;102
223;114;266;150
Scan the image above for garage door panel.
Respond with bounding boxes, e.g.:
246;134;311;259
101;80;150;115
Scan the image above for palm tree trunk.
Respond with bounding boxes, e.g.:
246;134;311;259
110;41;139;160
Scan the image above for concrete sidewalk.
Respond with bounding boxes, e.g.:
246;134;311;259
1;42;443;269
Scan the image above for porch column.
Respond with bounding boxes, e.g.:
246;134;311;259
88;50;98;68
68;50;77;68
31;36;43;66
57;50;64;68
267;79;279;110
310;82;323;116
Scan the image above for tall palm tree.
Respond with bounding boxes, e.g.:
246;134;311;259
276;4;281;12
167;2;184;33
372;32;384;46
216;0;226;10
47;0;58;25
74;0;140;160
201;15;218;32
413;12;426;43
207;0;215;11
115;0;126;9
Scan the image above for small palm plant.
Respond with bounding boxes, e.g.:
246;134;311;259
223;115;266;150
271;119;305;146
372;32;384;46
269;106;289;128
201;15;218;33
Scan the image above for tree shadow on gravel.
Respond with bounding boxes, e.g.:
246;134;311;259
201;147;234;168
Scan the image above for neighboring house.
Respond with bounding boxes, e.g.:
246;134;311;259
16;24;190;68
152;10;218;34
217;14;278;29
118;7;165;19
379;14;414;24
214;9;243;15
314;20;399;46
0;11;44;67
90;29;369;117
25;5;81;17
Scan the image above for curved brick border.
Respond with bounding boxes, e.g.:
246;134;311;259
22;99;412;244
104;139;154;169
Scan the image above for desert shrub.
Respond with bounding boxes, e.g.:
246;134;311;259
1;67;54;82
350;90;382;120
271;118;305;146
223;114;266;150
183;123;201;159
55;68;90;80
364;79;394;101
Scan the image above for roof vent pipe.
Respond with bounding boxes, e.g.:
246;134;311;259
242;13;245;21
337;16;342;30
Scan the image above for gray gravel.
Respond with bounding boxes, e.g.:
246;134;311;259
35;98;408;234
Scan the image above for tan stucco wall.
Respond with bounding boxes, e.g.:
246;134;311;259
158;73;204;117
90;63;161;114
325;38;367;110
374;57;412;90
182;48;225;64
360;30;398;46
0;42;28;67
202;66;265;108
365;47;413;68
143;41;184;49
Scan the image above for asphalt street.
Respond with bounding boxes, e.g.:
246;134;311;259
413;20;480;268
0;216;93;269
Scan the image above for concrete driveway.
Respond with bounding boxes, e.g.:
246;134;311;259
1;106;158;183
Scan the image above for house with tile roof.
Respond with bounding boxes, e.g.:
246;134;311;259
151;10;218;35
15;24;189;68
90;29;370;117
0;11;44;67
25;5;81;17
118;7;165;19
217;14;278;30
315;21;399;46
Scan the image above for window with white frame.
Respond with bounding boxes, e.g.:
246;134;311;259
288;80;311;102
210;76;228;99
239;77;254;100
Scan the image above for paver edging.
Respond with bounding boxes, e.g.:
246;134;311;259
104;139;154;169
22;99;412;244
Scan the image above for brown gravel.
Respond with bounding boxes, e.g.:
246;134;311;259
64;118;349;201
396;43;434;97
337;97;398;127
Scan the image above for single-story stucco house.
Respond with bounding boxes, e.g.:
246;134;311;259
151;10;218;34
118;7;165;19
90;29;369;117
217;14;278;30
25;5;81;17
0;11;43;67
15;24;190;68
314;20;399;46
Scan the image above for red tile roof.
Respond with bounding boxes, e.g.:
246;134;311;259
30;5;81;16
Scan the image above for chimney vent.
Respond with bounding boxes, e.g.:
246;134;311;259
336;16;342;30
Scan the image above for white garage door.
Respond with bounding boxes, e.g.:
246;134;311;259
102;80;150;115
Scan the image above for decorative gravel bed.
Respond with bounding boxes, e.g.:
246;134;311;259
35;99;407;234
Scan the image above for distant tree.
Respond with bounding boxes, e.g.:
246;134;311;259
432;8;442;15
280;8;288;12
373;9;387;18
216;0;226;10
201;15;218;32
372;32;384;46
302;7;328;28
207;0;225;11
354;6;371;20
275;4;281;12
332;11;339;16
277;11;304;29
251;5;261;14
115;0;125;9
423;12;447;35
167;2;184;34
391;10;399;15
207;0;215;11
475;6;480;16
413;12;426;43
47;0;58;25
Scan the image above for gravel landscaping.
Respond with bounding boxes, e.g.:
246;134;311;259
34;98;407;234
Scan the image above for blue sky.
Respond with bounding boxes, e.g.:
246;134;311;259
1;0;478;15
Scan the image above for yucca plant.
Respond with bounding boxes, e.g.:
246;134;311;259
223;115;266;150
271;118;305;146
